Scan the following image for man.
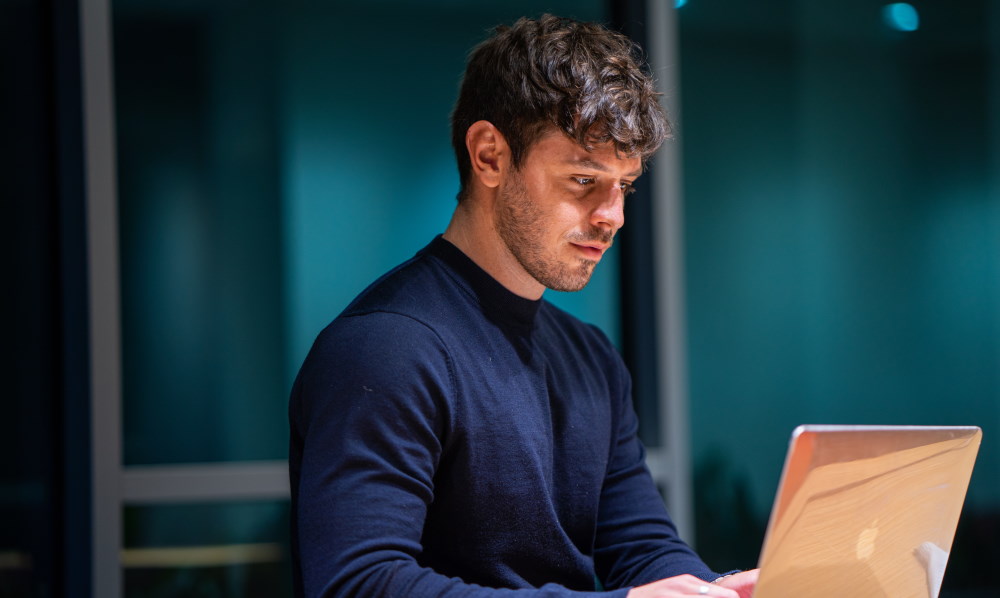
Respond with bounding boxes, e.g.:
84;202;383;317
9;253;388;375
289;15;757;598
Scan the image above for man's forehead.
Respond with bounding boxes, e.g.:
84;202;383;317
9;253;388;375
530;127;643;176
565;155;643;178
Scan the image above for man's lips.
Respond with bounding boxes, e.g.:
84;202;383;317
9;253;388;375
571;242;609;260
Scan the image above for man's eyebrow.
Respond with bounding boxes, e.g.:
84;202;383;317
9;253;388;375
568;157;643;178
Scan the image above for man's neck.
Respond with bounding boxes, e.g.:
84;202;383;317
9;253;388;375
442;201;545;301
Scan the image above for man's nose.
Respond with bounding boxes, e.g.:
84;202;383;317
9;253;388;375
590;184;625;232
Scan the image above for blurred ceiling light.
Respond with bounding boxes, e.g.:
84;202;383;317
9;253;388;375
883;3;920;32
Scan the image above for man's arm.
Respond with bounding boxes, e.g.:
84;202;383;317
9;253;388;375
591;350;720;589
291;312;622;598
588;347;758;597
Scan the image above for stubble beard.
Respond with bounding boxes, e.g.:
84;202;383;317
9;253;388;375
493;171;610;293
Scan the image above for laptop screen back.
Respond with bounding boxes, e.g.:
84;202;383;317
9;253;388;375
753;425;981;598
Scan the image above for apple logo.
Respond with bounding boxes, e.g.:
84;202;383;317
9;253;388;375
856;520;879;560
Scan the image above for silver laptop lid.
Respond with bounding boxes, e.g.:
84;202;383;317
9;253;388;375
754;425;982;598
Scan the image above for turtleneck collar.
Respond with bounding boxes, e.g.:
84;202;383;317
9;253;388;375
425;235;542;330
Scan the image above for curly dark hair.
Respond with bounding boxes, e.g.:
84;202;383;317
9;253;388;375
450;14;670;201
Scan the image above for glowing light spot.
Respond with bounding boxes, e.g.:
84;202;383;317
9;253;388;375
676;0;689;8
883;3;919;32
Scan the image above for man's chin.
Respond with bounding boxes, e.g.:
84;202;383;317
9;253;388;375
547;282;589;293
541;266;596;293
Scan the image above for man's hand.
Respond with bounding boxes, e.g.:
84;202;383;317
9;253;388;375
713;569;759;598
626;574;741;598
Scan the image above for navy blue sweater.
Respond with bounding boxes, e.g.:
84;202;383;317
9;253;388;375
289;236;718;597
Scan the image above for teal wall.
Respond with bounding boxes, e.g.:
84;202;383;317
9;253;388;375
678;1;1000;586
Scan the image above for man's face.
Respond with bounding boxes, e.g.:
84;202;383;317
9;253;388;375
493;129;643;292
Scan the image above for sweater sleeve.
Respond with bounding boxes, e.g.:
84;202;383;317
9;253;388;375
290;311;626;598
592;351;720;589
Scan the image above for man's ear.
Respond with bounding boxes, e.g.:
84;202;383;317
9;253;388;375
465;120;508;189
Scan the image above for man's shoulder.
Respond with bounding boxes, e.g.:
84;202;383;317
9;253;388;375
340;244;463;322
306;242;473;363
300;249;460;389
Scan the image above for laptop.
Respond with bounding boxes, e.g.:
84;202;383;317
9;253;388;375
753;425;982;598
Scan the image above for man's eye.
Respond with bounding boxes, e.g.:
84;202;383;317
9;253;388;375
620;182;636;195
573;177;595;186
